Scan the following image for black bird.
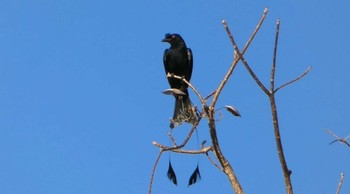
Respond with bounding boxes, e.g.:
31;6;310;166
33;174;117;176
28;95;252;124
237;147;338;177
162;33;196;128
162;34;201;186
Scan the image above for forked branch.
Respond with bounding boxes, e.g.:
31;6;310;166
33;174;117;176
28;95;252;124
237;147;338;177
274;66;312;93
324;128;350;148
269;19;294;194
211;7;268;108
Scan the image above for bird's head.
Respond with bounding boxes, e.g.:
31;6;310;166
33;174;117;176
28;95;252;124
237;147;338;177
162;33;185;47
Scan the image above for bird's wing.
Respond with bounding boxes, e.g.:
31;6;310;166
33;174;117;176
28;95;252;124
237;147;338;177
163;48;170;74
186;48;193;81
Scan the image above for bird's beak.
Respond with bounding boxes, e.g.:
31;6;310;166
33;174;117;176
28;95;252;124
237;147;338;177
161;38;169;43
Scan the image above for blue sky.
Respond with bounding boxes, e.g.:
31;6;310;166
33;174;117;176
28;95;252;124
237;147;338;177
0;0;350;194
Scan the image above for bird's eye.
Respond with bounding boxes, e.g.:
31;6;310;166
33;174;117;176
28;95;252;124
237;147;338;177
172;35;176;39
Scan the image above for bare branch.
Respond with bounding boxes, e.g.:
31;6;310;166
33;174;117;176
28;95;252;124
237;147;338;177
206;108;244;194
242;7;269;56
270;19;280;92
167;131;177;146
324;128;350;148
167;73;205;105
211;8;269;108
149;150;164;194
222;18;271;96
152;115;203;152
269;94;293;194
268;19;294;194
204;90;216;101
173;117;202;148
205;151;224;172
336;172;345;194
274;66;312;93
242;51;270;95
152;142;212;154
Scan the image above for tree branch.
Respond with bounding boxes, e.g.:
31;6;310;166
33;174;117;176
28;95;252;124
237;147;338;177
274;66;312;93
324;128;350;148
206;107;244;194
222;17;271;95
167;73;206;105
152;141;212;154
269;19;279;92
269;19;294;194
336;172;345;194
148;150;164;194
205;151;224;172
211;7;269;108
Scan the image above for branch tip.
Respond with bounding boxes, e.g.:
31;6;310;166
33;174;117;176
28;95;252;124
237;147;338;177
264;7;269;13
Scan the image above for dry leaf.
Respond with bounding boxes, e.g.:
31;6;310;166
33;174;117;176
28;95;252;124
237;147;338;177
225;105;241;117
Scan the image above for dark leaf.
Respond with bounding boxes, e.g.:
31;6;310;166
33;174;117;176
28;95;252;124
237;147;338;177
225;105;241;117
188;165;201;186
167;161;177;185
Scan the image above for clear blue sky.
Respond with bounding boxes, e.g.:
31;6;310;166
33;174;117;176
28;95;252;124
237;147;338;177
0;1;349;194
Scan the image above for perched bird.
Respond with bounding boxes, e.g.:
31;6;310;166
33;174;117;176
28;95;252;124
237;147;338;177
162;33;202;186
162;33;197;128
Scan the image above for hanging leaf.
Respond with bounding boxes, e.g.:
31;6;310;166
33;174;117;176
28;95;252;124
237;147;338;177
167;161;177;185
225;105;241;117
188;165;201;186
162;88;186;96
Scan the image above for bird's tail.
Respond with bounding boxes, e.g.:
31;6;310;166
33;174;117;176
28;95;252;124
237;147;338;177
170;89;197;128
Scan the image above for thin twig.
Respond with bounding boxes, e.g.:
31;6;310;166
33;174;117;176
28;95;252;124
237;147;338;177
149;150;164;194
152;116;203;152
274;66;312;93
167;73;205;105
211;21;240;108
204;90;216;101
174;117;202;148
205;152;224;172
242;7;269;56
152;142;212;154
270;19;280;93
167;131;177;146
243;53;270;94
336;172;345;194
150;118;202;193
324;128;350;148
